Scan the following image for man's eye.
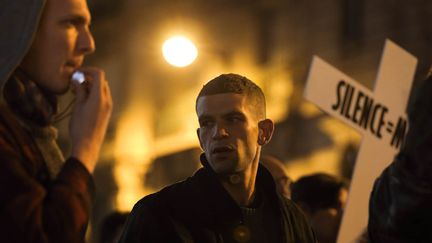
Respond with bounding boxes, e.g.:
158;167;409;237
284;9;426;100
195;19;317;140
228;117;242;122
62;19;84;28
62;20;76;28
200;121;211;127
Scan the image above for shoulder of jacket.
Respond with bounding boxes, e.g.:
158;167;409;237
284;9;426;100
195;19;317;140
133;179;191;208
279;196;309;219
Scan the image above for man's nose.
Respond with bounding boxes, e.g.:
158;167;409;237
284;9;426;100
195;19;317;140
78;27;95;55
212;124;229;139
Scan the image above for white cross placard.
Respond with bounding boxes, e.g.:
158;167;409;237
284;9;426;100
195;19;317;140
304;39;417;243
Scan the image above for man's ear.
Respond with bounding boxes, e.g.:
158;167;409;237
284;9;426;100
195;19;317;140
197;128;204;150
258;119;274;145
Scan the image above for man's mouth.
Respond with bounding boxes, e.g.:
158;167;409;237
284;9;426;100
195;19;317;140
65;60;83;70
212;145;234;154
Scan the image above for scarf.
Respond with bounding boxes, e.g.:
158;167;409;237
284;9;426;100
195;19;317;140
3;69;65;179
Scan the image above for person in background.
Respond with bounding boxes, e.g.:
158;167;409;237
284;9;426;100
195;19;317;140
260;154;292;199
368;72;432;243
291;173;348;243
0;0;112;242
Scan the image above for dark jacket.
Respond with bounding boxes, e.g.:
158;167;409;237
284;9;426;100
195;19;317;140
368;154;432;243
0;104;95;243
119;156;316;243
0;1;95;242
368;74;432;243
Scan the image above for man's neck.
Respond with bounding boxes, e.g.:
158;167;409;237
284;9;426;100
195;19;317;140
219;159;260;207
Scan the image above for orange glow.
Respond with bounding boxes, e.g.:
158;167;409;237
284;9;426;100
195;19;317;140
114;107;154;211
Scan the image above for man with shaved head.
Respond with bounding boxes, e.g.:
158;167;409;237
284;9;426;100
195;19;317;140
120;73;316;243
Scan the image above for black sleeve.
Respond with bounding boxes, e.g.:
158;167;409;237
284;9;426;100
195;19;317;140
368;74;432;243
368;156;432;243
281;198;317;243
0;149;94;243
118;196;181;243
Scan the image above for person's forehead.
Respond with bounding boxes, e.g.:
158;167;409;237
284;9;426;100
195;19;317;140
196;93;249;115
45;0;91;21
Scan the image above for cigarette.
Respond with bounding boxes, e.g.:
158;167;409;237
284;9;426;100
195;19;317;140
71;71;86;84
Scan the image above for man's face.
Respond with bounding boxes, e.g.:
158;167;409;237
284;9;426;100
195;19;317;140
196;93;262;175
310;188;348;243
19;0;95;94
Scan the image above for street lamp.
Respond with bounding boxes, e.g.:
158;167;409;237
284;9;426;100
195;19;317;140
162;35;198;67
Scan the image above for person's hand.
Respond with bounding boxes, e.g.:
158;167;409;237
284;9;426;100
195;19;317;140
69;67;112;173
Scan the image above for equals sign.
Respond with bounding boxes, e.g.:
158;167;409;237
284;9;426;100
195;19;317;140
387;122;394;133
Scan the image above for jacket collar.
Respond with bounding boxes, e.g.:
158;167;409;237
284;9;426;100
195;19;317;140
162;154;281;228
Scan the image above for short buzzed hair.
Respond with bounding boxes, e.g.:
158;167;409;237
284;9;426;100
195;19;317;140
196;73;266;119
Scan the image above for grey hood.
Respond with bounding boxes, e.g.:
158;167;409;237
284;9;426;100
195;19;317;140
0;0;46;91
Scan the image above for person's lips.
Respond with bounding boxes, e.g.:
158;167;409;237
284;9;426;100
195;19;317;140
65;60;83;70
64;61;83;80
212;145;234;154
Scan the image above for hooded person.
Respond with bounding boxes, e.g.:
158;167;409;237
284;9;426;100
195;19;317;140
0;0;112;242
368;73;432;243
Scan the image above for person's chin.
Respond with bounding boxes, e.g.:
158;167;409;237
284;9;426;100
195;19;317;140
58;85;70;94
54;77;72;94
209;156;235;173
48;85;69;95
211;165;233;175
211;153;233;164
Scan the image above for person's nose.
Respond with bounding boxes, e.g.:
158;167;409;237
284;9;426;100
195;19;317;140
78;27;95;55
212;123;229;140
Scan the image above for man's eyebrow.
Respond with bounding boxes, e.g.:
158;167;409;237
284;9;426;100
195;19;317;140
198;110;245;121
224;111;245;118
63;14;91;25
